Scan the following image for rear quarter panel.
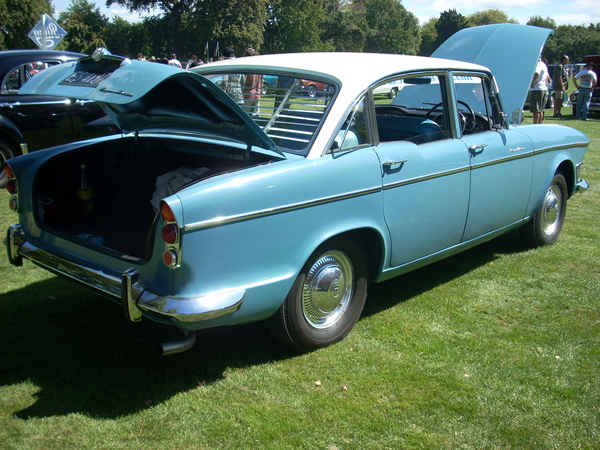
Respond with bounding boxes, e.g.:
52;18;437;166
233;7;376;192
165;147;389;323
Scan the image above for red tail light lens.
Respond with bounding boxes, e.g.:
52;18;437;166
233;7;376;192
162;224;178;244
163;249;178;267
6;180;17;194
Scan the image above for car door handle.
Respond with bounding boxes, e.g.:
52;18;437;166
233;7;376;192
468;144;487;153
383;159;407;168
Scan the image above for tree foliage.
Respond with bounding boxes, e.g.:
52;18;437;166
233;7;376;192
5;0;599;70
0;0;54;49
59;0;109;53
355;0;420;54
527;16;557;30
543;24;600;63
435;9;468;47
468;8;517;26
418;17;438;56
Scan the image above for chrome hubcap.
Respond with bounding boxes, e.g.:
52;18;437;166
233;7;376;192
541;184;562;236
302;250;354;329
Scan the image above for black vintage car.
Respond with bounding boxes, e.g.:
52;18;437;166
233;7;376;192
0;50;116;186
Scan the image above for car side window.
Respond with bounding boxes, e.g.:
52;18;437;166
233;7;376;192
452;72;505;134
1;61;59;94
373;74;452;144
333;98;370;151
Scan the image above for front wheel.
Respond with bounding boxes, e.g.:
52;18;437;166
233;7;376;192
520;171;568;247
268;237;368;353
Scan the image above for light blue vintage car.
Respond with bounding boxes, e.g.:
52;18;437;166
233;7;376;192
5;25;589;355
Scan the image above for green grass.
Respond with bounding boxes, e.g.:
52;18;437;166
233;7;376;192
0;112;598;449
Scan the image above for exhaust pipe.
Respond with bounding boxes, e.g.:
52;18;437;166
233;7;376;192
159;330;197;356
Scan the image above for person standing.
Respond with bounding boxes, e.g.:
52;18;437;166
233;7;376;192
243;48;263;116
552;55;569;118
530;58;550;124
168;53;182;68
573;62;598;121
221;47;244;104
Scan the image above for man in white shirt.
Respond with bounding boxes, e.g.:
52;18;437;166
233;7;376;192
530;59;550;124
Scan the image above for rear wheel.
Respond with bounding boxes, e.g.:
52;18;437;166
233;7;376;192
520;171;568;247
268;237;368;353
0;138;17;188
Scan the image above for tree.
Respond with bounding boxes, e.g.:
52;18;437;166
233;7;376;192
543;24;600;63
354;0;420;54
418;17;438;56
199;0;269;54
105;16;134;56
468;9;517;26
108;0;196;55
265;0;327;53
0;0;54;49
527;16;556;30
59;0;109;53
319;0;363;52
435;9;468;48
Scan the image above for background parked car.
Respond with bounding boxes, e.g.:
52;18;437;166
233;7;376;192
373;79;404;99
0;50;116;186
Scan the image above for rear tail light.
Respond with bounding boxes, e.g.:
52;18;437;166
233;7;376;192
6;179;17;195
160;201;181;269
5;164;15;180
5;163;17;211
162;223;178;244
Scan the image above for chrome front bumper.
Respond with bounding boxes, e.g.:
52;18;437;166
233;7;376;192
6;225;244;324
576;178;589;193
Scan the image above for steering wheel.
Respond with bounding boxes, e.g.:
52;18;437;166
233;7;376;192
425;100;476;134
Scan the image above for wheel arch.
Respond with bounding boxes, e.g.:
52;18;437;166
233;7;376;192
313;227;384;283
0;117;27;157
556;159;575;197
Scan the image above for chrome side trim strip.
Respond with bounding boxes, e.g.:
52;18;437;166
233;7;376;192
471;151;531;170
382;166;469;190
184;186;382;231
533;141;590;155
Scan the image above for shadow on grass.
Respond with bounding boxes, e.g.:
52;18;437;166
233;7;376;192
0;230;526;419
362;230;526;317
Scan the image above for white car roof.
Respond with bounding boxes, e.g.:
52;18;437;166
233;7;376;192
194;52;489;94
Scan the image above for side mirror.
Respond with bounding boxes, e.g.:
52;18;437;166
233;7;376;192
511;109;524;124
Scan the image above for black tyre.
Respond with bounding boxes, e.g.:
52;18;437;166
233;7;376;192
520;171;568;247
307;84;318;98
0;138;17;188
387;87;398;99
268;237;368;353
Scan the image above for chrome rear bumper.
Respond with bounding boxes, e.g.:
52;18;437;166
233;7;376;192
6;225;244;324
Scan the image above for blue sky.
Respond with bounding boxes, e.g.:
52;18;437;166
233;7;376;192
51;0;599;26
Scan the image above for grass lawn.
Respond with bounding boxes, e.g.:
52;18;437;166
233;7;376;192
0;110;598;449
